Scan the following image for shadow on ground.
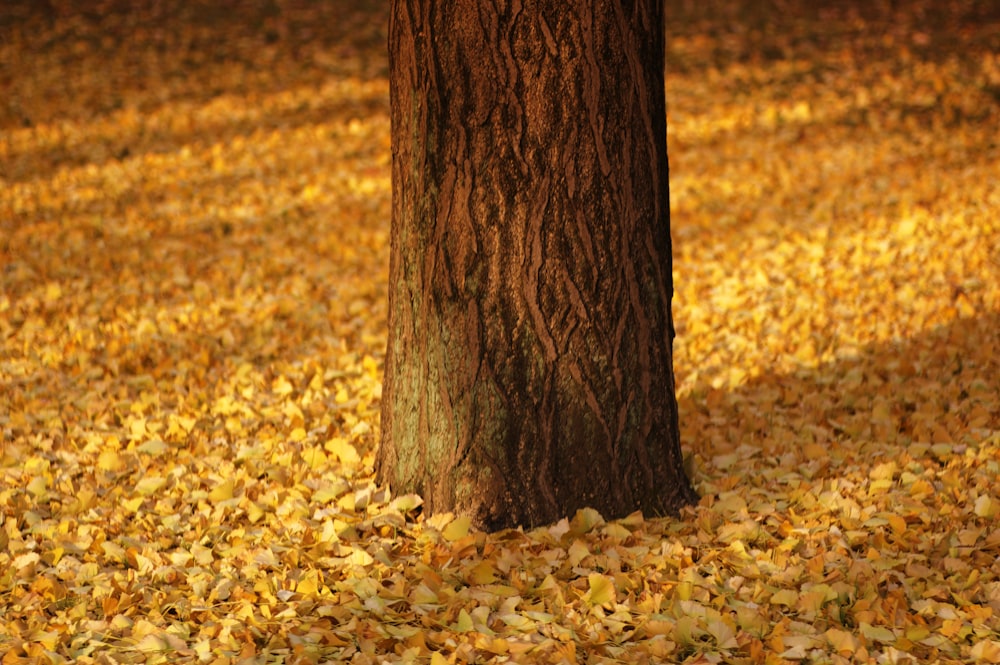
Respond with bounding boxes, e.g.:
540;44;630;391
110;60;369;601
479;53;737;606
679;310;999;490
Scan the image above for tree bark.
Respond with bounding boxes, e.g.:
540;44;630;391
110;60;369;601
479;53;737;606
377;0;698;531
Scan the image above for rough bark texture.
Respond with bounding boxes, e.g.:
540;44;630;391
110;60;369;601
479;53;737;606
377;0;698;531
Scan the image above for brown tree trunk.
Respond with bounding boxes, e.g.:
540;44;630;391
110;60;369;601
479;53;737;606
377;0;698;531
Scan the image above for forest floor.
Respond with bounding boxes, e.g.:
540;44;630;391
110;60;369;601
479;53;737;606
2;1;1000;663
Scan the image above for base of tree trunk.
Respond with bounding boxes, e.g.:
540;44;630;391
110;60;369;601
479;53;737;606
377;0;698;530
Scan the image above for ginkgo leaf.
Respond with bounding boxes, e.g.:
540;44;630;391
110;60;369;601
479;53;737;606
134;476;167;496
13;552;40;570
974;496;997;518
673;616;701;645
136;439;169;456
585;573;615;606
101;541;126;561
302;446;327;469
454;609;474;633
570;507;605;534
567;539;590;567
325;437;361;465
209;478;235;503
706;618;737;649
246;501;265;523
296;571;322;596
442;515;471;542
411;583;438;605
467;561;498;585
499;613;533;630
347;547;374;566
3;2;999;661
26;476;48;498
388;494;423;513
971;640;1000;664
770;589;799;607
97;449;123;471
825;628;859;654
135;633;170;652
860;623;896;644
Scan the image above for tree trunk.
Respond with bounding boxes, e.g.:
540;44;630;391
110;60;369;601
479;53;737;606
377;0;698;531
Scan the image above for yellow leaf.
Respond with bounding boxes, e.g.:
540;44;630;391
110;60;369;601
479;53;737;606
135;633;168;652
314;481;349;504
209;478;235;503
770;589;799;606
301;184;321;201
171;414;198;434
296;570;321;596
826;628;859;654
136;439;168;455
325;437;361;465
468;561;498;585
412;583;438;605
194;640;212;660
302;446;327;468
191;543;214;566
454;608;474;633
736;604;769;635
478;636;509;654
347;547;374;566
971;640;1000;663
706;618;737;649
618;510;645;527
26;475;48;498
129;417;147;441
254;549;280;568
110;615;133;631
801;442;827;460
272;375;294;396
674;616;701;645
869;461;897;481
97;449;123;471
585;573;615;606
101;541;126;560
430;652;449;665
43;282;62;302
567;539;590;567
14;552;40;570
442;515;471;541
880;512;907;534
30;630;60;650
860;622;896;644
499;613;533;630
388;494;423;513
570;507;605;534
134;476;166;496
246;501;265;523
713;492;748;515
974;495;997;518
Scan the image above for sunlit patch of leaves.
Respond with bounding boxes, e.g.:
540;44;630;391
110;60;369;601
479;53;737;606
1;0;999;663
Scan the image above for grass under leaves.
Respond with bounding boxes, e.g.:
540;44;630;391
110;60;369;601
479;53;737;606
2;1;999;663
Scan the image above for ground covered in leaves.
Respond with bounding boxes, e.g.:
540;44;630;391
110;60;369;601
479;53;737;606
2;0;999;663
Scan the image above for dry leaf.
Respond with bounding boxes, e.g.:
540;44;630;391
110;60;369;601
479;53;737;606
2;2;998;662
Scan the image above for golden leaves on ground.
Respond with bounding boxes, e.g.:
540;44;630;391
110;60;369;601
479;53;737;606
1;0;999;663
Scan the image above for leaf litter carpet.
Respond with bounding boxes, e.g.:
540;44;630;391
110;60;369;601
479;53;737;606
1;1;999;663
